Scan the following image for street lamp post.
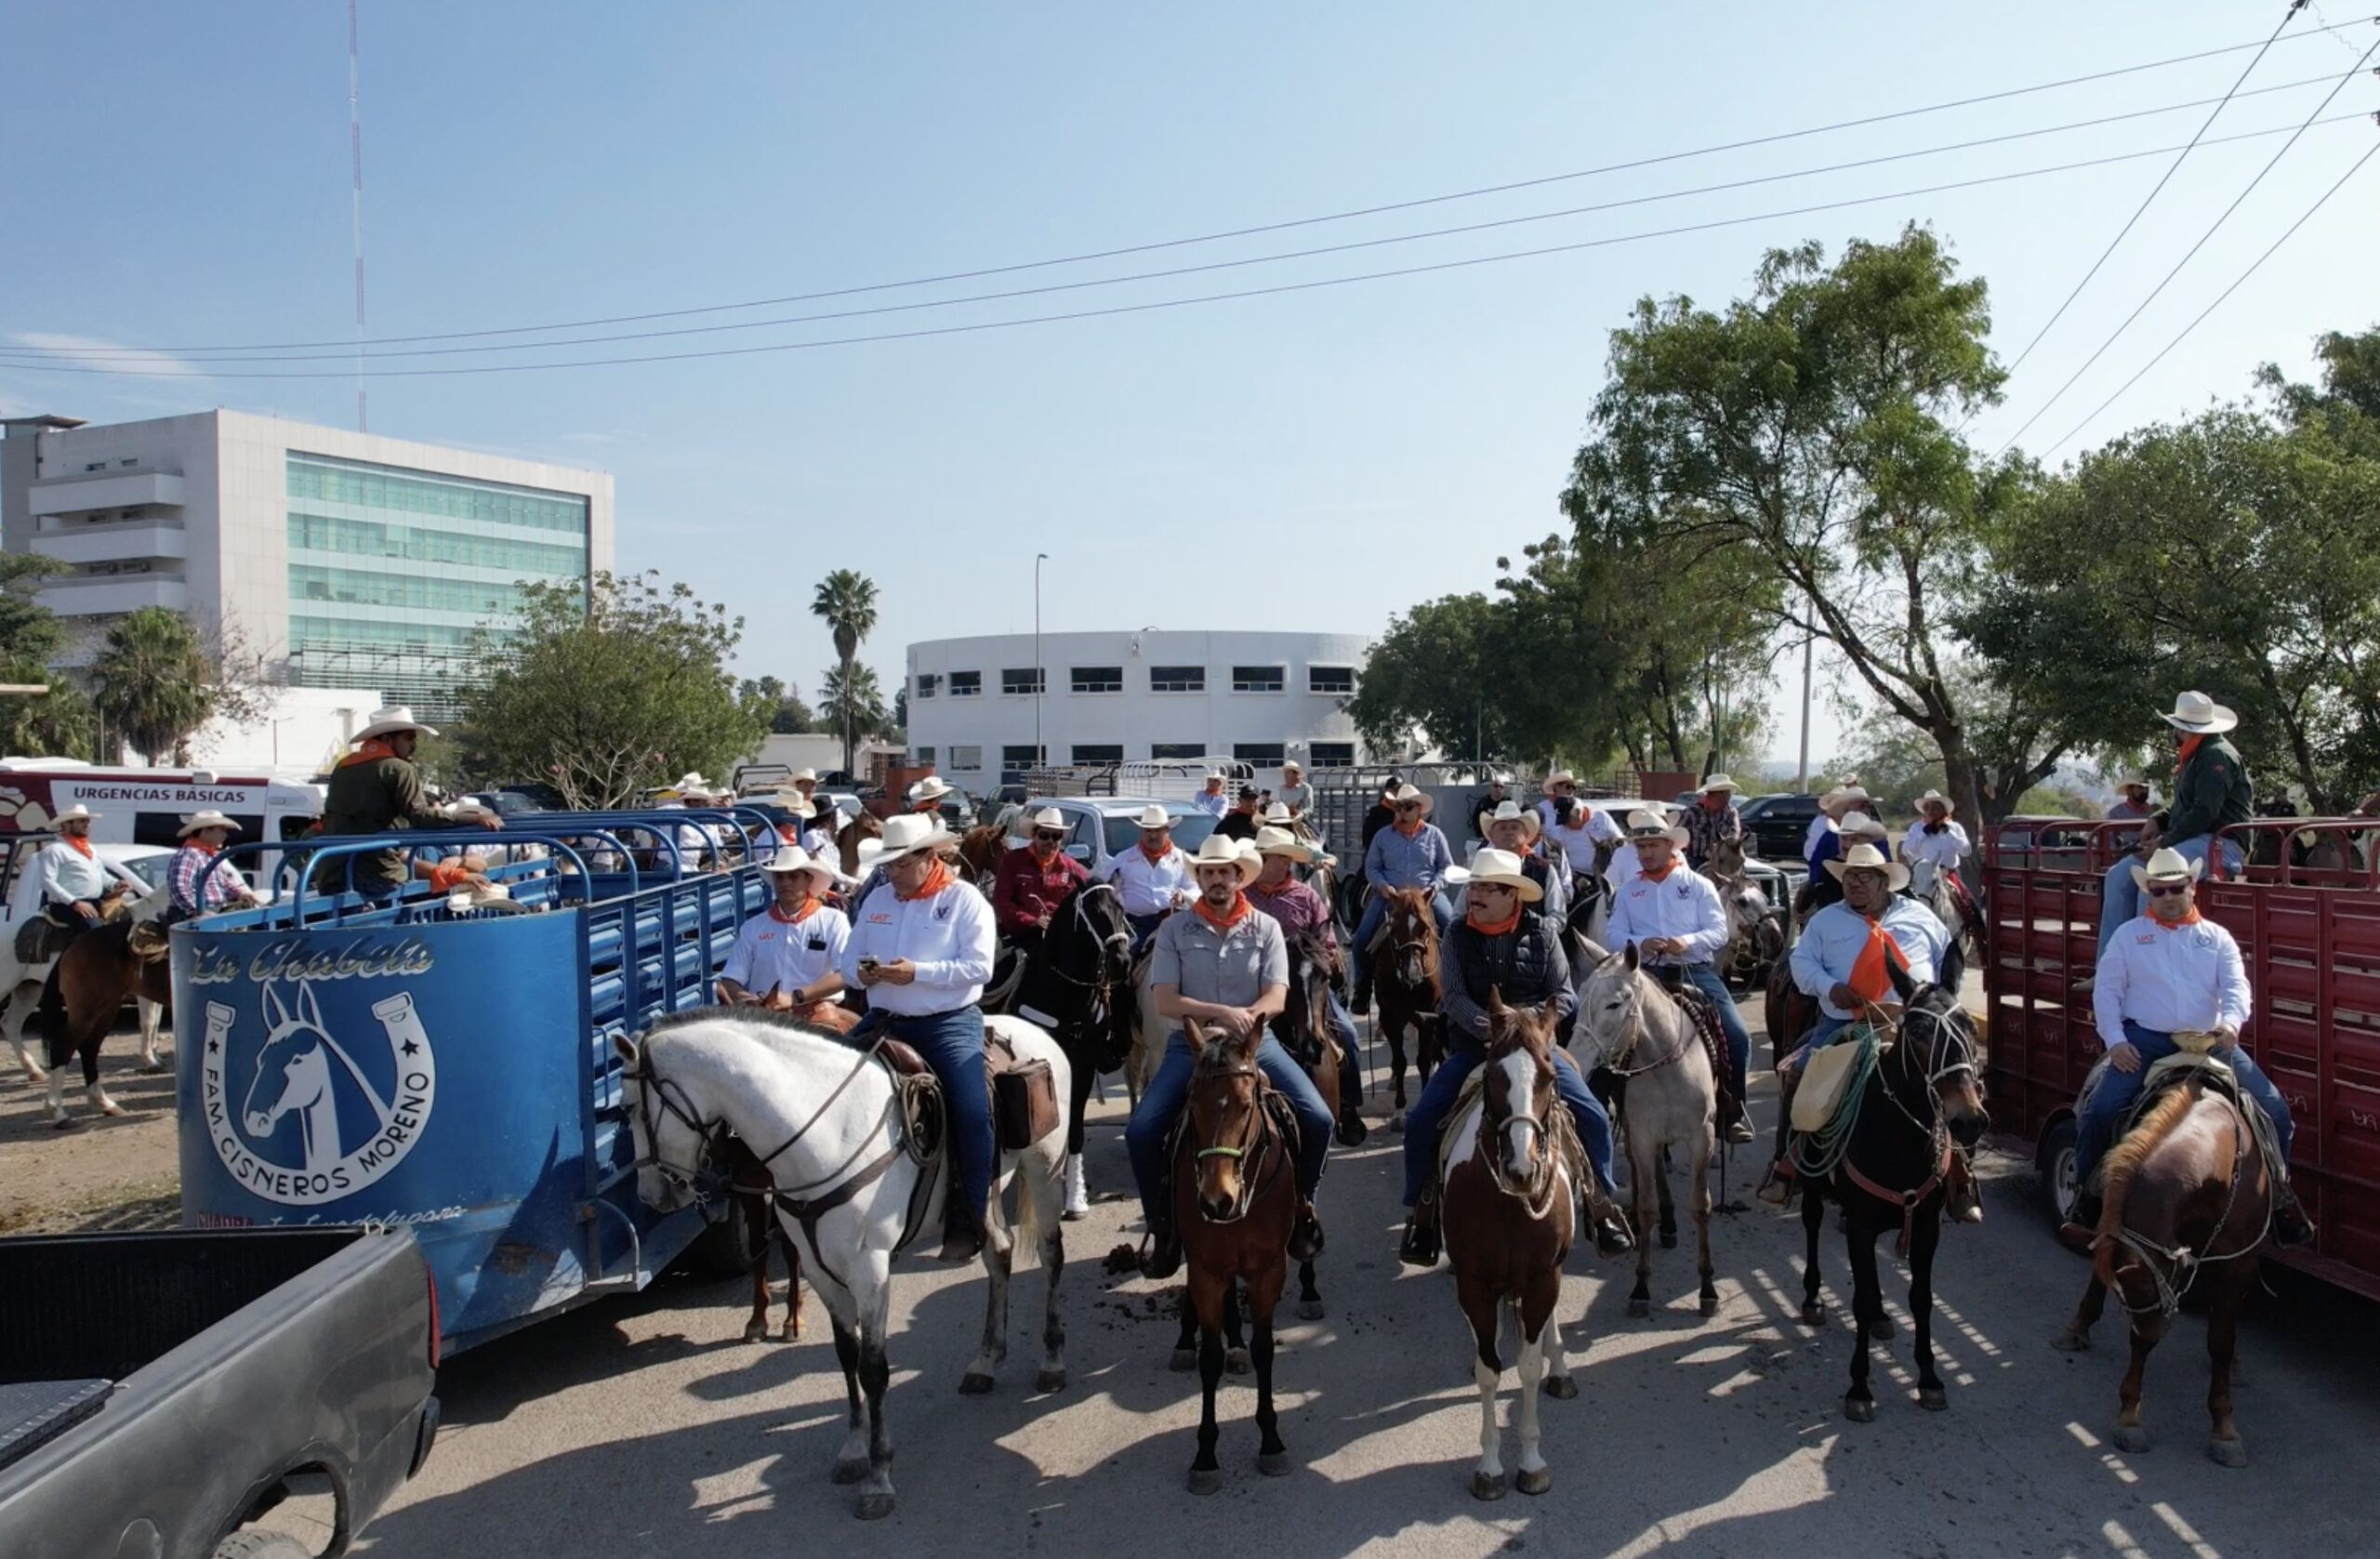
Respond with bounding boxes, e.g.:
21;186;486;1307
1034;553;1049;768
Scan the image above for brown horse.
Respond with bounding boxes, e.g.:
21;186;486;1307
1375;887;1443;1130
836;812;883;879
1175;1017;1297;1495
955;825;1010;884
721;1133;807;1343
2053;1073;2269;1466
45;918;171;1129
1444;996;1578;1501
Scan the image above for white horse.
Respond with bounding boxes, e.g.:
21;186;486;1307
615;1010;1070;1521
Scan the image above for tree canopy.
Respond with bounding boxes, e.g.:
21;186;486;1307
91;606;243;766
0;553;90;759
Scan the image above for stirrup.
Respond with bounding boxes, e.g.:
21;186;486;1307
1756;1163;1796;1206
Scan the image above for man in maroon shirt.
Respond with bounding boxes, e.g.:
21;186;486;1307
990;806;1089;960
1247;826;1366;1137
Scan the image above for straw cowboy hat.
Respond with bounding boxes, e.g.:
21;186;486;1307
871;812;957;863
2159;690;2239;734
1024;806;1067;834
1465;847;1543;903
2114;775;2152;793
53;804;99;825
1387;783;1434;813
1132;803;1173;831
1624;808;1690;847
774;789;817;818
1280;759;1304;776
2129;845;2204;893
178;810;241;839
908;775;959;805
1826;840;1911;893
1188;831;1262;885
762;844;851;888
354;706;438;743
1254;825;1318;863
1543;770;1578;788
1915;788;1953;815
789;768;818;784
1485;799;1542;839
1820;784;1871;809
1697;773;1739;794
1840;812;1889;843
1261;801;1295;826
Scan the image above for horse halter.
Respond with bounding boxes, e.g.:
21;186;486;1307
2104;1102;2264;1319
627;1053;727;1205
1189;1057;1277;1225
1482;1059;1562;1213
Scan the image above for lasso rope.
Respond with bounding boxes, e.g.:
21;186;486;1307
1787;1023;1884;1182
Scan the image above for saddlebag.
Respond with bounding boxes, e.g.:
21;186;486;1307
985;1034;1062;1151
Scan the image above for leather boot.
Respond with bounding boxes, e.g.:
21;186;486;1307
1759;1062;1803;1206
2057;1192;2103;1254
1945;1153;1983;1223
1721;1090;1756;1145
1585;1179;1634;1258
1335;1065;1368;1147
1289;1200;1326;1262
1399;1188;1442;1267
2274;1182;2314;1247
1350;984;1371;1017
936;1202;985;1264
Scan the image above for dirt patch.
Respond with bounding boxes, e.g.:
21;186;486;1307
0;1024;183;1235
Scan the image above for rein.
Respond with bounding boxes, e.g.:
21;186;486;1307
2104;1093;2266;1319
1187;1061;1288;1226
1598;971;1694;1079
1834;990;1978;1258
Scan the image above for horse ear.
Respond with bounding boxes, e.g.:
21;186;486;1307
261;982;290;1031
1488;986;1508;1015
1888;951;1919;1004
297;982;327;1032
612;1032;641;1068
1577;937;1609;965
1623;941;1642;972
1934;934;1965;1000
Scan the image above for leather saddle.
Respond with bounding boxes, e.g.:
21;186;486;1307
1654;971;1735;1097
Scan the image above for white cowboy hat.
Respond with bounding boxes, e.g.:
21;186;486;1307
1188;831;1261;885
1839;812;1889;841
763;843;851;887
1915;788;1951;813
2129;845;2205;892
1543;770;1578;787
1820;785;1871;809
2113;775;2152;792
1387;783;1434;813
1624;808;1689;847
1280;760;1304;775
2159;690;2239;734
1132;803;1173;831
871;812;957;863
53;804;99;825
353;705;438;743
1024;806;1067;833
1202;771;1226;784
1254;825;1316;862
1261;801;1294;826
1465;847;1543;903
674;772;711;793
178;810;240;838
774;790;817;818
1826;840;1911;892
789;768;818;784
1697;773;1739;794
444;799;498;824
908;775;958;805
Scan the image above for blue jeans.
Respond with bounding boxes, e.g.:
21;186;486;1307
1126;910;1168;952
1402;1044;1616;1206
2073;1020;2294;1188
855;1005;995;1227
1126;1029;1334;1230
1327;994;1361;1083
2099;835;2244;955
1676;963;1752;1102
1350;889;1453;991
1784;1011;1855;1071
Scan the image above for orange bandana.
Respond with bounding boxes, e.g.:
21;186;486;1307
63;834;94;859
771;897;820;925
2152;905;2204;928
1195;892;1252;932
2176;732;2206;769
897;858;954;902
1467;905;1521;937
428;858;473;892
339;736;402;769
1140;838;1171;865
1848;916;1911;1006
182;838;218;856
1639;862;1675;883
1394;815;1424;839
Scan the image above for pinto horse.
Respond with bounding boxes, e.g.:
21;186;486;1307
2053;1071;2270;1466
1374;887;1443;1129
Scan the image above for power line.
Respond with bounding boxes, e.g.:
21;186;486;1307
2040;137;2380;457
1;112;2366;384
1993;33;2380;454
11;18;2375;360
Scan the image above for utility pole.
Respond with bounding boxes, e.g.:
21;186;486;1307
1795;591;1815;792
1034;553;1048;766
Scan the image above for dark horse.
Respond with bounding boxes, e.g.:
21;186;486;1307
990;879;1132;1183
46;918;172;1129
1796;961;1990;1422
1374;887;1443;1130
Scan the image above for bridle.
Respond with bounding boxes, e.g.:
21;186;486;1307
1481;1053;1563;1216
1188;1054;1284;1225
627;1027;891;1205
1594;966;1692;1078
2102;1090;2267;1319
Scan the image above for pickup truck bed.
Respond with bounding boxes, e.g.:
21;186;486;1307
0;1226;438;1559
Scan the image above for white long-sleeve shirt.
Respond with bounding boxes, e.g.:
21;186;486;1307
1546;806;1622;884
722;904;850;998
1900;820;1971;871
1101;844;1192;917
840;878;996;1014
2094;913;2252;1052
39;840;112;905
1604;865;1729;966
1791;897;1951;1020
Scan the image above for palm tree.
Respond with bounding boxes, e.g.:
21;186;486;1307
93;606;218;764
811;570;879;776
818;665;889;752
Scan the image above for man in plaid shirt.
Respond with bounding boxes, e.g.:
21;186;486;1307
1680;774;1745;870
165;812;261;923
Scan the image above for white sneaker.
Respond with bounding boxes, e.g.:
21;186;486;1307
1062;1153;1091;1221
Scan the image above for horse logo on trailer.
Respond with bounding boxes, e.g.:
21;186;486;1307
200;983;440;1207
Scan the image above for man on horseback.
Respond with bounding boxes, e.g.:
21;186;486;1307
1764;842;1959;1208
1213;786;1263;843
1398;848;1633;1266
165;811;263;924
719;846;857;1032
1484;801;1566;921
1191;772;1231;818
1680;774;1743;872
1128;836;1333;1279
990;808;1089;966
2098;692;2253;957
1899;790;1970;893
1275;760;1314;826
2063;847;2310;1249
1099;804;1192;946
1246;826;1364;1127
32;804;117;1050
1350;784;1455;1016
313;706;502;896
906;775;959;816
1604;811;1757;1144
840;813;1001;1262
1467;773;1512;843
2108;776;2154;822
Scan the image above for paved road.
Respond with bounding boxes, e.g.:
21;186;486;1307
358;1014;2380;1559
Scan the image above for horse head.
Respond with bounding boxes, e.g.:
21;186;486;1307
613;1031;714;1213
242;982;337;1141
1071;879;1131;990
1575;943;1651;1068
1709;837;1746;882
1387;888;1437;990
1884;958;1989;1149
1482;992;1559;1193
1276;930;1337;1057
1186;1018;1266;1222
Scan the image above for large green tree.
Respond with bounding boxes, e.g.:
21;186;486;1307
1565;225;2058;825
1343;593;1521;763
737;675;813;734
810;570;879;778
458;571;766;808
92;607;221;765
0;553;91;758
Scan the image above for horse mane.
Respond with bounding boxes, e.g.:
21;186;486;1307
644;1003;854;1056
2096;1079;2203;1241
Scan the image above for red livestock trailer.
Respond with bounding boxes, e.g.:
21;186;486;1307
1983;815;2380;1302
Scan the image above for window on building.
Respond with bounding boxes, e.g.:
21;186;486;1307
914;673;939;699
1151;742;1205;760
1231;665;1286;693
950;746;984;771
1149;665;1205;693
913;746;935;765
1307;665;1356;695
1309;743;1356;768
1070;666;1122;694
120;458;138;469
1234;743;1287;769
1002;745;1046;769
1001;667;1045;695
84;462;105;472
948;670;982;697
1072;744;1124;764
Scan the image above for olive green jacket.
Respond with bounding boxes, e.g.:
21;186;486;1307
2155;735;2252;845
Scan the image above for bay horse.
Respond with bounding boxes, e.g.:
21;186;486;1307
1175;1016;1297;1495
1374;886;1443;1130
1443;996;1579;1501
2053;1068;2269;1466
954;824;1010;884
616;1009;1071;1520
1274;928;1357;1319
1574;941;1719;1319
722;1132;808;1342
44;917;173;1129
1794;964;1989;1421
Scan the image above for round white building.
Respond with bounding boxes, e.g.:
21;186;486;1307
905;629;1373;791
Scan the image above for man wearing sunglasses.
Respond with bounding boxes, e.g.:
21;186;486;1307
1349;783;1455;1015
990;806;1089;964
2064;846;2309;1248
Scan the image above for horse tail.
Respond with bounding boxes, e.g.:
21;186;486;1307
2095;1078;2203;1262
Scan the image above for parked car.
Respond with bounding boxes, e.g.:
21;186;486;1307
1738;793;1823;861
1022;796;1222;876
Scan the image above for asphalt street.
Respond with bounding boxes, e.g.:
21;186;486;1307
354;1011;2380;1559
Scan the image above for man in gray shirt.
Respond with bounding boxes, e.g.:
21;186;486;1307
1125;836;1335;1278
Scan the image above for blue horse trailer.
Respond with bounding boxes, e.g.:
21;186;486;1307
174;808;783;1353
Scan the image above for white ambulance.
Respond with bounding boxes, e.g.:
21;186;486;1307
0;760;323;877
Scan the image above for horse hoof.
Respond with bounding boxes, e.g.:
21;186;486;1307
959;1372;996;1395
2114;1423;2150;1454
1296;1300;1326;1321
743;1321;771;1343
1866;1315;1895;1341
2051;1328;2091;1353
2209;1435;2248;1469
1170;1347;1197;1372
139;1061;167;1075
831;1457;870;1486
49;1111;76;1131
1699;1290;1719;1318
1035;1368;1067;1394
1800;1302;1824;1328
1659;1229;1678;1250
1515;1466;1553;1497
1542;1375;1578;1400
1226;1348;1252;1376
1918;1387;1949;1412
1470;1470;1507;1501
1844;1395;1876;1424
1258;1449;1292;1478
1336;1119;1368;1147
782;1320;801;1343
856;1491;896;1521
1387;1111;1407;1134
1187;1467;1223;1497
1626;1296;1651;1319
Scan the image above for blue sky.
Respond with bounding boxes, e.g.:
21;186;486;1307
5;3;2374;768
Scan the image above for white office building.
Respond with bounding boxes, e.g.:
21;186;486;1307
1;410;615;723
905;629;1373;789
